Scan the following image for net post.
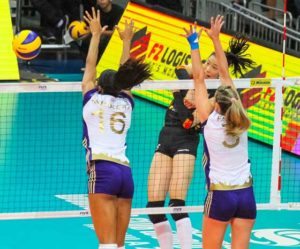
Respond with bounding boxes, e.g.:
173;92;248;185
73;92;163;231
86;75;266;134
270;81;284;207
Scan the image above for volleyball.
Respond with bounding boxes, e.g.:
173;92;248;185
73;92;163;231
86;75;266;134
68;21;90;40
12;30;41;60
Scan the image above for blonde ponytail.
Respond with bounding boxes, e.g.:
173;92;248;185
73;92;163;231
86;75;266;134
225;99;251;137
215;85;251;137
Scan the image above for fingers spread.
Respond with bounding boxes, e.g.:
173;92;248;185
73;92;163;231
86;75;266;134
84;10;92;21
102;25;108;31
198;28;203;37
183;27;189;35
210;16;214;26
83;15;90;24
92;7;96;18
97;9;100;21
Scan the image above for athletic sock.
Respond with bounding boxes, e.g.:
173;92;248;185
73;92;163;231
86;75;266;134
153;220;173;249
99;244;118;249
176;217;193;249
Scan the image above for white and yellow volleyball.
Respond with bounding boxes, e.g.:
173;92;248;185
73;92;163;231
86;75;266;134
12;30;42;60
68;21;90;40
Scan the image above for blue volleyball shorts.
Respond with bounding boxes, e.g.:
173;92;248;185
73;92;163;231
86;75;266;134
88;160;134;199
204;186;257;221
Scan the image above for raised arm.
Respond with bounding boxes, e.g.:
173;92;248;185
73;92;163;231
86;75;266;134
82;8;108;95
116;19;135;65
183;23;213;123
115;20;135;96
206;15;234;87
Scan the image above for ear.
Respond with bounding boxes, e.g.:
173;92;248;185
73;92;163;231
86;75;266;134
215;102;221;113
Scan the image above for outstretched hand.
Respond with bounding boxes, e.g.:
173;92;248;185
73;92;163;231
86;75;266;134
205;15;224;40
83;7;107;36
182;22;202;50
116;19;135;41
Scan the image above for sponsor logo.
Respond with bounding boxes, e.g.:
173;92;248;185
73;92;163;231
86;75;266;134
250;78;272;87
250;229;300;247
177;149;190;152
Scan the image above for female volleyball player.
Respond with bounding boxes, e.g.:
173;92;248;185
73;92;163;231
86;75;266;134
82;8;151;249
186;15;257;249
147;16;256;249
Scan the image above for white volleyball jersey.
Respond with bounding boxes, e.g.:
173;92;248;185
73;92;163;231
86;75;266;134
83;89;133;166
203;111;252;190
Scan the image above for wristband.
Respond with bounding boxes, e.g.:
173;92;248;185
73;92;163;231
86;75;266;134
187;32;199;50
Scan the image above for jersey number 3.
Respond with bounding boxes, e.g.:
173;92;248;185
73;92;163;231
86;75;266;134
223;137;240;148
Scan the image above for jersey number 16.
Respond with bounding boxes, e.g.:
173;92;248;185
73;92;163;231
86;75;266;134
93;110;126;135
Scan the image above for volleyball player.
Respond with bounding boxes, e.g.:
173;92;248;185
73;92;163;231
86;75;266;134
146;73;200;249
82;8;151;249
186;15;257;248
146;16;256;249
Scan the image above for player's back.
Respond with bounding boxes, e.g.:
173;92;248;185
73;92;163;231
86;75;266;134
203;111;251;187
83;90;133;166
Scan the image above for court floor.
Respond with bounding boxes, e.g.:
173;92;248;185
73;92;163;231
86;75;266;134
0;210;300;249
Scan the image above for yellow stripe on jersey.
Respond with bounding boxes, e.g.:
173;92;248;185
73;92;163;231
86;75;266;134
204;191;213;217
202;153;208;169
88;162;96;194
82;137;88;149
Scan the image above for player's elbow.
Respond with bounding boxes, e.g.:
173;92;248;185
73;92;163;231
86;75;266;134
196;111;209;124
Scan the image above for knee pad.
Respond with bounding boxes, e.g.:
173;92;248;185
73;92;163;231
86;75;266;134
147;201;167;224
169;199;189;221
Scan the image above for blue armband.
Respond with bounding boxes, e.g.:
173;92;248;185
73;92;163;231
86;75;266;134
187;32;199;50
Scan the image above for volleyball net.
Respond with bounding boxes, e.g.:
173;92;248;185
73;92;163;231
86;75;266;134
0;78;299;220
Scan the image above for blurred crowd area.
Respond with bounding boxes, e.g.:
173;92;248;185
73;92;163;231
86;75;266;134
9;0;300;59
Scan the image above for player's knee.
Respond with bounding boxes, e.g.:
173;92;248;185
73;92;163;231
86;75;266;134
169;199;189;221
147;201;167;224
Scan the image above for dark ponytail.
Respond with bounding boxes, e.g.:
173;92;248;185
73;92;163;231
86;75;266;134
225;35;256;77
115;58;152;90
98;58;152;95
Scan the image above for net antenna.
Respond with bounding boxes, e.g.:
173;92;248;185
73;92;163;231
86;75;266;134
282;0;287;80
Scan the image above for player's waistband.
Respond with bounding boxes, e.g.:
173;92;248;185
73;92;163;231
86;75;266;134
91;153;130;167
209;177;253;191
